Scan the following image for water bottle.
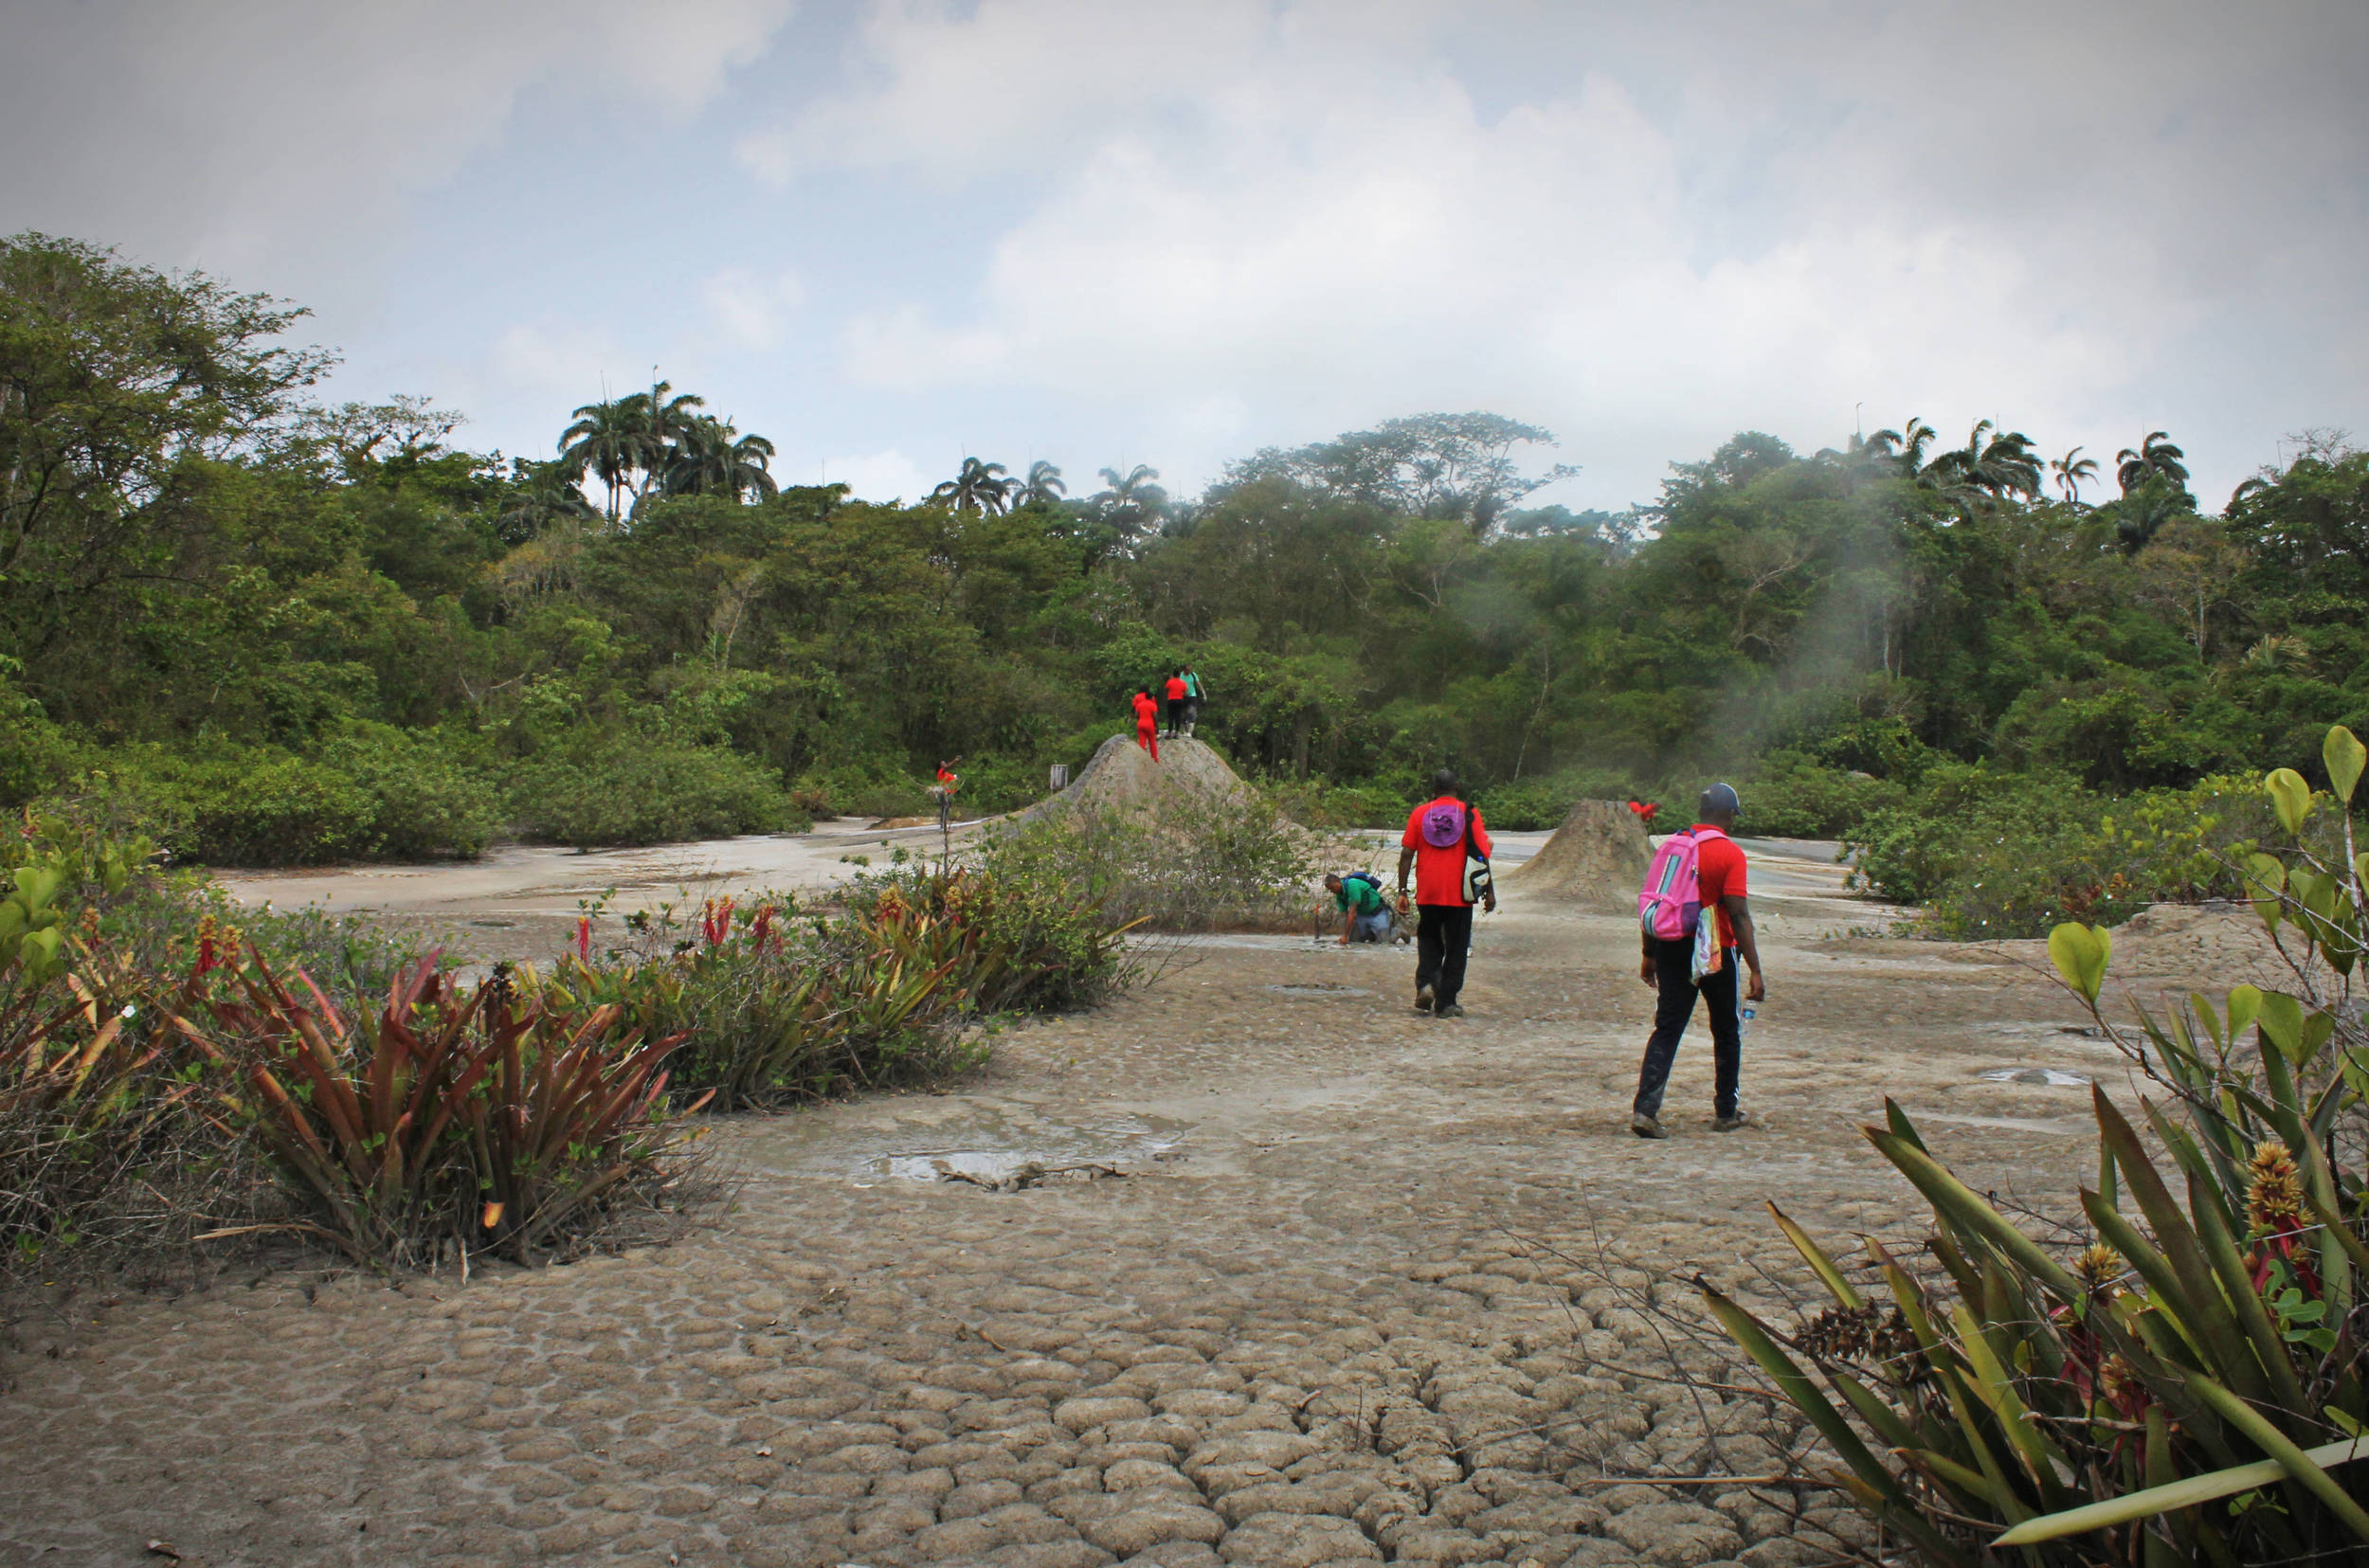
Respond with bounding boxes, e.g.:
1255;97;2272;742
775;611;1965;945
1741;1005;1756;1038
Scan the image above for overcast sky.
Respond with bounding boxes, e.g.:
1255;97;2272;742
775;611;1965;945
5;0;2363;512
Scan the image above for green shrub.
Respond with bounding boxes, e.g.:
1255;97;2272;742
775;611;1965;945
0;713;87;808
509;735;803;846
1739;756;1906;838
100;747;383;865
320;726;502;858
1472;768;1651;832
1268;778;1407;829
535;857;1132;1109
1851;764;2104;935
1854;764;2313;937
1711;726;2369;1565
789;761;930;820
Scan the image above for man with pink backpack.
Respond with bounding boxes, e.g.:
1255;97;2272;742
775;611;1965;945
1631;783;1765;1138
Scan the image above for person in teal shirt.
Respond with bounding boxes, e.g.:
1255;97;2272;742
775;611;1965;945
1325;872;1393;944
1182;666;1204;735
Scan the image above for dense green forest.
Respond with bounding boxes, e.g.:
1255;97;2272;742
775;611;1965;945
5;233;2365;915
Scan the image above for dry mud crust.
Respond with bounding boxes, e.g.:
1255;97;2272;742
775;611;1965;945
0;864;2225;1566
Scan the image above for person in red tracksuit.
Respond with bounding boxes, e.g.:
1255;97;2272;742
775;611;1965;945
1132;688;1161;761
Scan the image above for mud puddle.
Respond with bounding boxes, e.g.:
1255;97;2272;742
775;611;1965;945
733;1101;1194;1184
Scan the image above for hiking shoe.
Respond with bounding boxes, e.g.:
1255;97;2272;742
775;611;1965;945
1713;1109;1753;1132
1436;1002;1465;1018
1414;983;1435;1014
1630;1112;1668;1140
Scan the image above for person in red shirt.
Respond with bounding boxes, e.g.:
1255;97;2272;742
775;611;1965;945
1632;783;1766;1137
1628;797;1659;828
1394;769;1495;1017
1131;688;1160;761
1163;671;1188;737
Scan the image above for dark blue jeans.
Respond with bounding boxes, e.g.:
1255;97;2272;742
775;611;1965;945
1634;936;1741;1120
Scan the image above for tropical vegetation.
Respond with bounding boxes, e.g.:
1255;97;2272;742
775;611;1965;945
5;231;2365;937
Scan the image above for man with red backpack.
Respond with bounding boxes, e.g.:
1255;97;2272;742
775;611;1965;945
1395;770;1495;1018
1631;783;1764;1137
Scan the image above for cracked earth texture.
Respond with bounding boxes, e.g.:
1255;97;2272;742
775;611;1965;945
0;869;2268;1567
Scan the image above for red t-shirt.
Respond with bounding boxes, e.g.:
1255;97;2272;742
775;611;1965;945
1165;676;1186;700
1692;825;1747;947
1133;694;1158;728
1401;798;1492;907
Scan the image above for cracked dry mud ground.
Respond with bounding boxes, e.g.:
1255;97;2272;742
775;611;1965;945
0;883;2251;1568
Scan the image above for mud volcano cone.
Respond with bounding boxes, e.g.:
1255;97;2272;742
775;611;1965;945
1019;730;1270;822
1504;799;1650;912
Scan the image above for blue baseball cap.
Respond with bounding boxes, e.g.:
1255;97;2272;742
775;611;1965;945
1699;782;1741;816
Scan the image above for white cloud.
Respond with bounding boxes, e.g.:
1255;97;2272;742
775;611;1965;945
0;0;798;280
824;448;934;504
701;267;808;351
773;0;2369;506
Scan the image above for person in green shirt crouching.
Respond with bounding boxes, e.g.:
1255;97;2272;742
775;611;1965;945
1326;872;1395;945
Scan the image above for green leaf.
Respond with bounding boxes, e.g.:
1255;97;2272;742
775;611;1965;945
2226;985;2264;1044
2266;768;2314;836
2326;726;2367;806
1868;1124;2082;1300
1768;1202;1863;1309
2186;1374;2369;1543
2257;992;2308;1065
1698;1284;1901;1500
2244;856;2288;932
1995;1436;2369;1546
2189;993;2225;1050
2048;921;2111;1005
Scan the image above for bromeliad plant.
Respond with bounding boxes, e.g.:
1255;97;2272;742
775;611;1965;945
538;865;1136;1109
1707;725;2369;1565
177;948;706;1266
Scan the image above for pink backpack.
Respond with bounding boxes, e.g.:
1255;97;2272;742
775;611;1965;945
1638;828;1706;942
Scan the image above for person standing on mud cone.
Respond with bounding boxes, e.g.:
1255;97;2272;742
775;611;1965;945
1182;665;1204;736
1131;688;1161;762
1164;670;1188;738
1397;769;1494;1018
1630;783;1764;1139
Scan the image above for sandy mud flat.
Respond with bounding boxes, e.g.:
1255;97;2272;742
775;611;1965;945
0;847;2280;1567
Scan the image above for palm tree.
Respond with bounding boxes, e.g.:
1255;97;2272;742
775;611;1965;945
1938;420;2042;499
662;416;778;501
2052;446;2099;505
558;397;639;525
931;457;1016;514
1092;463;1166;536
620;377;706;514
1891;418;1940;478
558;376;709;524
2115;431;2189;496
2111;479;2190;554
1015;460;1066;508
